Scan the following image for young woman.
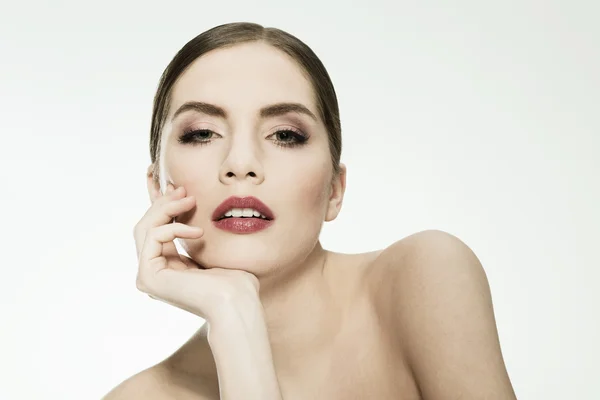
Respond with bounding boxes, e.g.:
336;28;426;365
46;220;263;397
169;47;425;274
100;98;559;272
104;22;517;400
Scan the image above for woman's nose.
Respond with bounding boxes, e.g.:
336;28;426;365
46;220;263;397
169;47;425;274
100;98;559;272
219;135;264;185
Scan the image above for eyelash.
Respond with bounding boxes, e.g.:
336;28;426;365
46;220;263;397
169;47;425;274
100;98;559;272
177;128;309;149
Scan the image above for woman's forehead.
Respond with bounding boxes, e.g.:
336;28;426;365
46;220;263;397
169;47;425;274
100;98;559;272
169;42;317;118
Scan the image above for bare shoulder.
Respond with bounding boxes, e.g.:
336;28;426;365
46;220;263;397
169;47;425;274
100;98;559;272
365;229;517;399
365;228;486;283
365;228;491;330
364;229;472;284
102;362;219;400
101;364;172;400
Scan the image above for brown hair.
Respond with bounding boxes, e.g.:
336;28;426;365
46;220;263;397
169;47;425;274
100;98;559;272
149;22;342;182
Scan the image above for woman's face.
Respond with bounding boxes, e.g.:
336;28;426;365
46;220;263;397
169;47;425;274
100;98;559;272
156;41;345;274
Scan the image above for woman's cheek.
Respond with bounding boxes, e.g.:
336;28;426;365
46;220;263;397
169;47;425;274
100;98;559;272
293;166;331;211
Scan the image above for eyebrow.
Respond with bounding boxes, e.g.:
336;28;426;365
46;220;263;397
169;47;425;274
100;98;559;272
170;101;318;122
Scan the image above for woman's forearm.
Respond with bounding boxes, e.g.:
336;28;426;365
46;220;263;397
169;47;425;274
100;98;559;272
207;301;283;400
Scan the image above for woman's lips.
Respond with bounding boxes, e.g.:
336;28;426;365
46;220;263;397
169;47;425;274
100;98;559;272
212;217;274;234
212;196;275;221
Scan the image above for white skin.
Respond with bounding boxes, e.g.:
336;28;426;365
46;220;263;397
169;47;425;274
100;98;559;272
149;41;347;369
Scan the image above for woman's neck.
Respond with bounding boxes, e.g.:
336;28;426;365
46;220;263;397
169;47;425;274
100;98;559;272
256;242;348;376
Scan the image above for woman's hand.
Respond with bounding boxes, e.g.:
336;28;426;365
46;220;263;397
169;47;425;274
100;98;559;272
132;182;283;399
132;183;261;323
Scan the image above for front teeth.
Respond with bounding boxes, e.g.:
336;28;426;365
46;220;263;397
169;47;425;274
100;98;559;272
224;208;268;219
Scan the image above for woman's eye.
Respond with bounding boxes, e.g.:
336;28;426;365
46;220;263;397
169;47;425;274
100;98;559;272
189;129;213;139
178;129;215;145
276;131;294;141
195;130;212;139
270;129;309;148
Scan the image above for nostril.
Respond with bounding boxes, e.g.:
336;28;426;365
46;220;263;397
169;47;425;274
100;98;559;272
224;171;257;178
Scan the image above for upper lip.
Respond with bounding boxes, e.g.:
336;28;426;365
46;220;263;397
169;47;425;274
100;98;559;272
212;196;275;221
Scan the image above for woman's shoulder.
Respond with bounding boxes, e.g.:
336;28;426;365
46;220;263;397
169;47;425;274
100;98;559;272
363;230;516;398
363;229;471;284
101;359;219;400
101;363;171;400
362;228;483;324
325;229;459;303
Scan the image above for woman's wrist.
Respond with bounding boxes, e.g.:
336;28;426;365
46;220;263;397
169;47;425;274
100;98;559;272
207;293;264;335
207;300;283;400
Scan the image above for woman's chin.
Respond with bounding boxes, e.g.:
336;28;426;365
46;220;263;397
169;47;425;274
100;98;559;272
180;243;279;273
196;258;277;276
177;234;318;275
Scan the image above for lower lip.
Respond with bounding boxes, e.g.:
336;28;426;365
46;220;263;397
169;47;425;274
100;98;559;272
212;217;274;233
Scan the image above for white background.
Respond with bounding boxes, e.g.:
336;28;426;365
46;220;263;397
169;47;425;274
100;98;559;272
1;1;598;399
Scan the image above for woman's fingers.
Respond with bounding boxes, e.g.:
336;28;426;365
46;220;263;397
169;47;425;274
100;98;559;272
140;191;193;230
137;222;204;293
133;190;197;257
149;184;188;263
141;223;204;268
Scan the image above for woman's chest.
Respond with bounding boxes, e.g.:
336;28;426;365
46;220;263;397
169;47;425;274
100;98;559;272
279;299;421;400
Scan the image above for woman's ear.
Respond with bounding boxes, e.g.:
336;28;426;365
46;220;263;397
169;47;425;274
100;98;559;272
325;163;347;222
146;163;162;203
